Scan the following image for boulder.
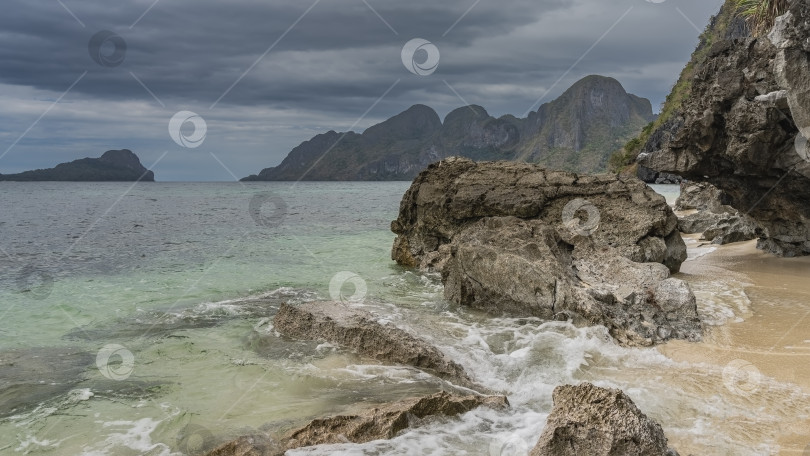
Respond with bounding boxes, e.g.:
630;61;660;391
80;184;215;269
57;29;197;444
531;383;676;456
675;182;761;245
273;302;472;386
392;158;700;346
206;392;509;456
638;1;810;257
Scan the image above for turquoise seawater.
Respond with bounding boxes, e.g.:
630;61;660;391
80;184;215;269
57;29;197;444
0;182;798;455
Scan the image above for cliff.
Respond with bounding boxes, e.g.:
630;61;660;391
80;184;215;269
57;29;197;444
634;0;810;256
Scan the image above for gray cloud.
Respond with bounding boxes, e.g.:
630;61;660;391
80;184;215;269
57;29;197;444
0;0;723;180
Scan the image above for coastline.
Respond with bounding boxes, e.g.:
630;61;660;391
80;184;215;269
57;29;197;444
661;236;810;455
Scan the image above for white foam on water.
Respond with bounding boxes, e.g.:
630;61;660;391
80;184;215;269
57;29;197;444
80;416;178;456
282;312;799;455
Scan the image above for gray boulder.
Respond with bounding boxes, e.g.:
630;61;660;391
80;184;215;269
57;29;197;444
207;392;508;456
273;301;473;387
531;383;676;456
675;182;761;245
392;158;700;346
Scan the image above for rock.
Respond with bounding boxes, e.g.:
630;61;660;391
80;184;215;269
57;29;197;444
0;149;155;182
273;302;472;386
638;1;810;257
282;392;508;449
531;383;675;456
0;347;94;418
636;165;682;184
674;182;726;211
392;158;700;346
206;435;281;456
206;392;509;456
675;182;761;245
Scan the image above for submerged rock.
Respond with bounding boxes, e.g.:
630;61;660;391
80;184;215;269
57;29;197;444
391;158;700;346
206;392;509;456
273;301;473;386
0;347;94;418
531;383;675;456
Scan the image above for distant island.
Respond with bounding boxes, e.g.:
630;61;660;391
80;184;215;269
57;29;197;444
242;75;655;181
0;149;155;182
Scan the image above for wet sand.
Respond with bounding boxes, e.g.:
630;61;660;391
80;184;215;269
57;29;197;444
661;237;810;455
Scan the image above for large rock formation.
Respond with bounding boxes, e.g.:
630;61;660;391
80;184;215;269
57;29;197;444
273;302;473;386
531;383;675;456
0;149;155;181
391;158;701;346
206;392;509;456
638;0;810;256
242;75;654;181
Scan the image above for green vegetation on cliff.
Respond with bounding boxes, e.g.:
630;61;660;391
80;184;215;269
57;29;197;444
609;0;744;173
734;0;788;36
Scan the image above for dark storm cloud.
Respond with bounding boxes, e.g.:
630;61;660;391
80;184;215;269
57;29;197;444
0;0;724;180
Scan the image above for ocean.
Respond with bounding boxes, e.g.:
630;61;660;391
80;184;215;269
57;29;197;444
0;182;806;455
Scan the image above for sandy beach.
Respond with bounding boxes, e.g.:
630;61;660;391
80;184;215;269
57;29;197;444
662;236;810;455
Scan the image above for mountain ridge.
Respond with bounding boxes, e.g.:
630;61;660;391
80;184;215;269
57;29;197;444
243;75;654;181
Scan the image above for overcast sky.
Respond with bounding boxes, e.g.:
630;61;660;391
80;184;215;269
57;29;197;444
0;0;724;181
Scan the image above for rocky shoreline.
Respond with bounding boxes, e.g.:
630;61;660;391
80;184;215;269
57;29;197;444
208;3;810;453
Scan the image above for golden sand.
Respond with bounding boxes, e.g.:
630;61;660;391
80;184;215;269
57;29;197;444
661;237;810;455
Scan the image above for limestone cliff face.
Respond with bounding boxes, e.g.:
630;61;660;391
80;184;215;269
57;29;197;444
638;0;810;256
0;149;155;182
242;75;653;181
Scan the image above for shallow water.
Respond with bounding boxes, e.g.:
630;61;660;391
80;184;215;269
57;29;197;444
0;182;807;455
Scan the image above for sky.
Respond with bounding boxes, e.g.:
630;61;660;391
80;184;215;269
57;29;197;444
0;0;725;181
